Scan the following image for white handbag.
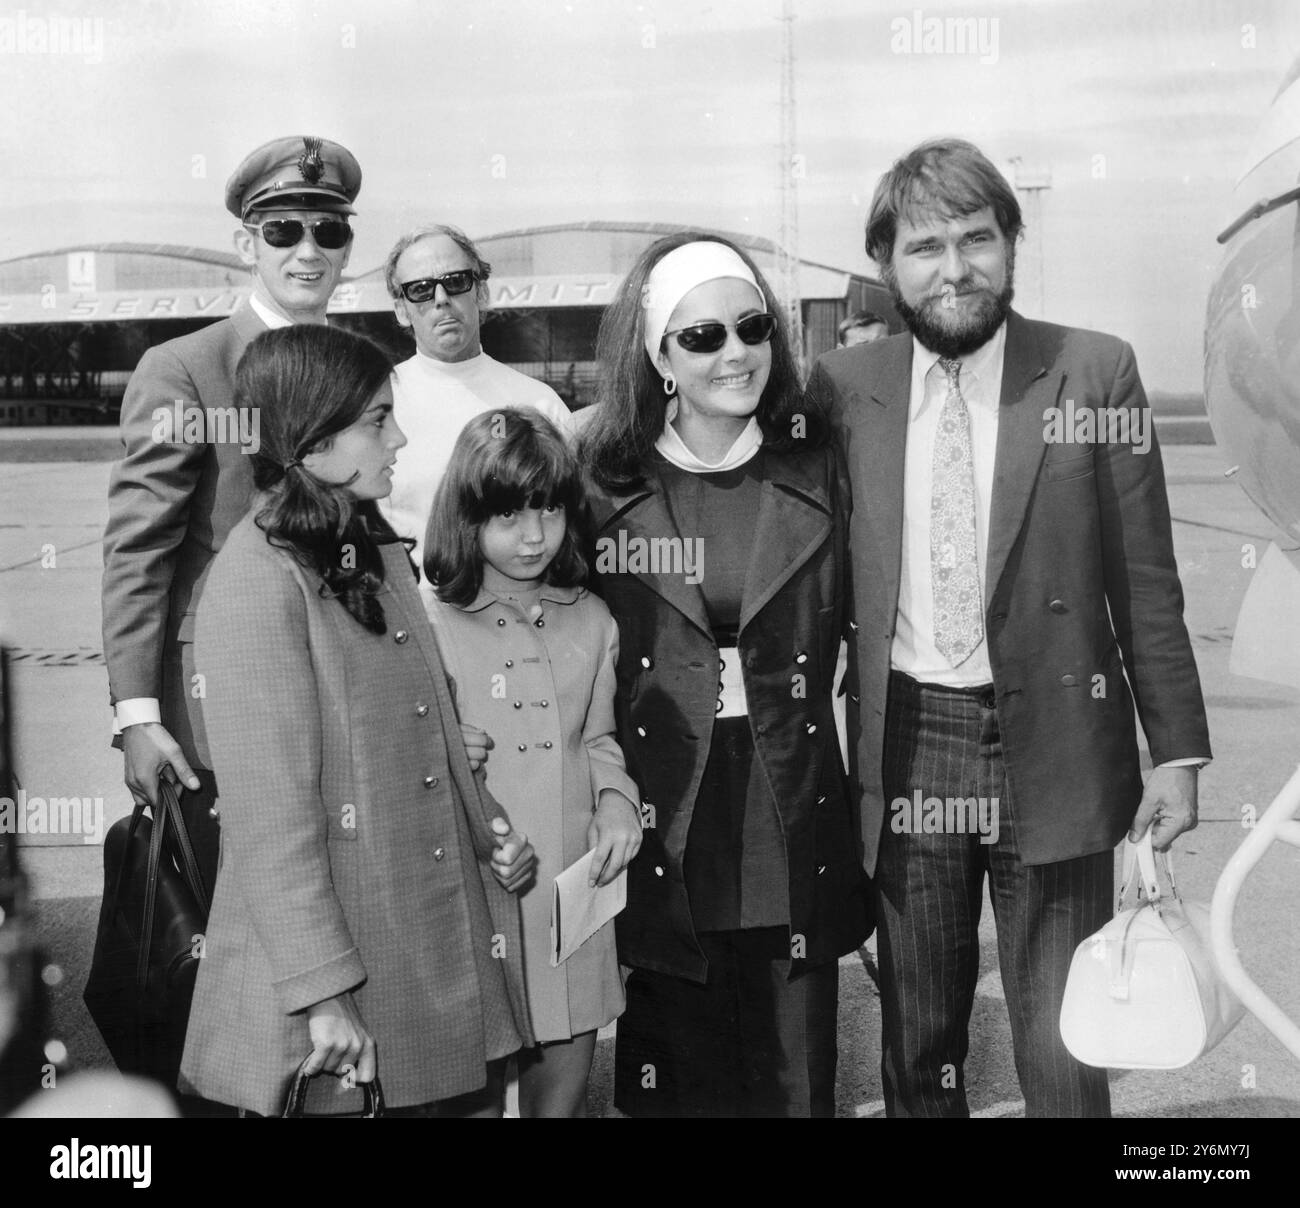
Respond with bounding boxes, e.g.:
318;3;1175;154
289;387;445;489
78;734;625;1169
1059;832;1245;1069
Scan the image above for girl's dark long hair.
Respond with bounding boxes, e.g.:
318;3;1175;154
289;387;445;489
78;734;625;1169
424;408;587;607
578;231;824;493
240;325;410;633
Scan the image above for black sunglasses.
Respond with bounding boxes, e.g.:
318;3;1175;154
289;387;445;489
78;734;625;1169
243;218;353;250
397;271;480;303
663;312;777;354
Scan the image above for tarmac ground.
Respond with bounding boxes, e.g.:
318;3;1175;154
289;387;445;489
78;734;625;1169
1;426;1298;1120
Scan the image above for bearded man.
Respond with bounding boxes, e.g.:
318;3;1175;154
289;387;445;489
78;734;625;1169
805;138;1210;1118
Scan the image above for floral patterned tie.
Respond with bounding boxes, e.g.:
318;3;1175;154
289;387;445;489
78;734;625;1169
931;358;983;666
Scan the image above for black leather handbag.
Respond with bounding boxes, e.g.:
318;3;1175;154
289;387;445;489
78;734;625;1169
281;1057;385;1118
83;780;210;1090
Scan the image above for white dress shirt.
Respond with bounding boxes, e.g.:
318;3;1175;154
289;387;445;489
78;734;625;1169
892;323;1006;687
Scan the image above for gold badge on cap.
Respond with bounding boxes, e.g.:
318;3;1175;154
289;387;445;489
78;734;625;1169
297;137;325;185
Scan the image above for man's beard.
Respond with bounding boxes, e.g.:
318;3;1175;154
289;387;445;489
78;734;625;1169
883;251;1015;358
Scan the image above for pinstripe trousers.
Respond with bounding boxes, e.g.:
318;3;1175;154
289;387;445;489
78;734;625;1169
875;670;1112;1118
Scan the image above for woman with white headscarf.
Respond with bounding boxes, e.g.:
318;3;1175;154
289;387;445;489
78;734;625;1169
579;233;871;1117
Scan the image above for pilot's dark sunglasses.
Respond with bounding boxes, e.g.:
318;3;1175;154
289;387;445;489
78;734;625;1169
243;218;353;249
398;271;480;303
663;312;777;354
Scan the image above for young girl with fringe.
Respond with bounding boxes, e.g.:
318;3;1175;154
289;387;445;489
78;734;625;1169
424;407;642;1118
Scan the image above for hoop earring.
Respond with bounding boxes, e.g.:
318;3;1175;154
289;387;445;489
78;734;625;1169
662;375;676;397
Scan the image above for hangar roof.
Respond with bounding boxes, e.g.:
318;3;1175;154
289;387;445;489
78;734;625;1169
0;225;881;325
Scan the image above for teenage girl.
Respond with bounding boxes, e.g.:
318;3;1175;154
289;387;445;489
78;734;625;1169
424;407;642;1118
181;325;536;1117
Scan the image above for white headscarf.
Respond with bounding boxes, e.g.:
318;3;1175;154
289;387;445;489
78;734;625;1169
641;241;763;362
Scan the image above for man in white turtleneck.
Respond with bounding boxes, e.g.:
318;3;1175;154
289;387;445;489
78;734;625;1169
382;224;573;567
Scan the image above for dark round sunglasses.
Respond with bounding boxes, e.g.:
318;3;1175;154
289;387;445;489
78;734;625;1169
663;312;777;354
397;271;480;304
243;218;353;250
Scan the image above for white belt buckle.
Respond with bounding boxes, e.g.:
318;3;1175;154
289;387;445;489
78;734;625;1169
716;646;748;718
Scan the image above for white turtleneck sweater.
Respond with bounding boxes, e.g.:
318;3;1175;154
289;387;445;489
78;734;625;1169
381;349;574;565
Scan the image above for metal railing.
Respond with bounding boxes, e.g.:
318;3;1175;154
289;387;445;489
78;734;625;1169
1210;763;1300;1059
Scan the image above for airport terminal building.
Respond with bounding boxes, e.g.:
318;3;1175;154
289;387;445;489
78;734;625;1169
0;221;894;422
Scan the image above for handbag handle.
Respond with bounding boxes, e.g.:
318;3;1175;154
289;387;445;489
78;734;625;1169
282;1056;385;1118
116;780;211;994
157;779;210;915
1118;830;1181;912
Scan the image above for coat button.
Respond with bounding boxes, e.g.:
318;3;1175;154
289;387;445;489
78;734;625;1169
654;866;665;877
540;699;549;707
641;656;653;669
505;659;514;668
636;725;647;737
513;700;523;709
423;776;438;789
848;620;859;632
543;741;553;749
1061;674;1078;686
415;703;429;717
818;864;827;875
534;618;545;628
497;618;506;627
517;743;527;752
433;847;445;861
806;723;817;734
1049;599;1067;613
794;651;808;664
208;805;220;820
394;630;409;644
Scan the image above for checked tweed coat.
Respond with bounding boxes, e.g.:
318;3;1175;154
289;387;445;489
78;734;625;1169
179;511;533;1115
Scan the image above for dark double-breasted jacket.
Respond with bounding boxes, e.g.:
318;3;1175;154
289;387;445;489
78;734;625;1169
586;442;871;984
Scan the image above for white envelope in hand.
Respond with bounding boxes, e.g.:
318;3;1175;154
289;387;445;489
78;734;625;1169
550;850;627;967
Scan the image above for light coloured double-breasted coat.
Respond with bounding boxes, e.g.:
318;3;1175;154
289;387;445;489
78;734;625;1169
427;585;638;1044
180;512;534;1115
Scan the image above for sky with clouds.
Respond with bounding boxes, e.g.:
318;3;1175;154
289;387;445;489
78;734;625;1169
2;0;1298;389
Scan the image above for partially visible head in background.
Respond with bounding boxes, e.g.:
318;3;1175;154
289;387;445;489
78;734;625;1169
837;310;890;347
